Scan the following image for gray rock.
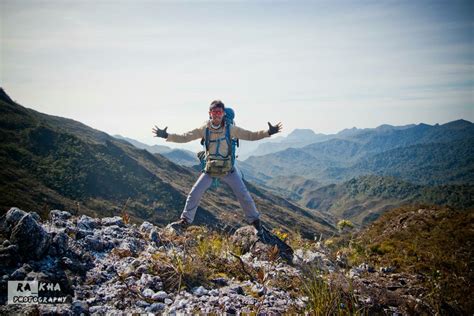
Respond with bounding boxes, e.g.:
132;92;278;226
105;265;116;274
5;207;27;229
131;258;142;268
0;244;18;254
231;226;259;253
226;306;237;314
75;229;94;240
77;215;100;231
146;302;166;313
30;212;41;222
380;266;396;273
139;274;162;291
2;239;10;247
276;299;286;305
142;288;155;298
229;285;244;295
139;221;154;234
193;286;208;297
10;213;51;260
101;216;125;227
294;248;326;266
116;242;135;256
89;306;107;314
60;256;91;274
49;210;72;221
164;298;173;305
82;235;106;252
211;277;228;286
37;304;74;315
25;271;48;281
51;232;70;256
22;264;33;272
136;264;148;274
149;229;160;244
349;269;360;278
0;243;19;266
10;266;27;280
152;290;168;301
135;300;150;307
176;299;187;309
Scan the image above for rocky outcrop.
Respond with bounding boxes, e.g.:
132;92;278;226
0;208;313;314
0;207;436;315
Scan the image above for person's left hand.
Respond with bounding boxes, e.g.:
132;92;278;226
268;122;282;135
152;125;168;138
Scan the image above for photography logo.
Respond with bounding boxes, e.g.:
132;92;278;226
8;281;69;304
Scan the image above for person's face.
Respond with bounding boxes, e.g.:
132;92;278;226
209;108;224;125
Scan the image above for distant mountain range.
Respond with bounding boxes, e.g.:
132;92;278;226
0;88;335;237
113;135;198;167
241;119;474;186
238;124;417;159
238;119;474;225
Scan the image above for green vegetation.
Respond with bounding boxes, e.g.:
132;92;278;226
149;227;255;292
146;226;364;315
337;219;354;231
326;205;474;314
302;175;474;226
299;267;365;316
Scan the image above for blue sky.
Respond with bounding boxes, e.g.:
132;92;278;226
1;0;473;150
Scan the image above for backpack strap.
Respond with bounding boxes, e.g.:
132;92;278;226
204;127;210;152
225;124;232;157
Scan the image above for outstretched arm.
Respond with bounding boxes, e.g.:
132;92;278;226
231;122;283;141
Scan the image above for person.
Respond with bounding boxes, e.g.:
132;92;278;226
152;100;282;237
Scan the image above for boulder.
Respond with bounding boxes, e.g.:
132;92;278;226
4;207;27;233
10;213;51;260
231;226;259;253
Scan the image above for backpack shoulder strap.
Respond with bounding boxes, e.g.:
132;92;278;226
225;124;232;156
204;127;210;151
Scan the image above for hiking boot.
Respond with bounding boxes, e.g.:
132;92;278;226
251;219;268;241
251;218;262;232
251;219;294;263
166;218;190;234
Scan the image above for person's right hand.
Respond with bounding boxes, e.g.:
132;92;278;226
152;125;168;139
268;122;282;136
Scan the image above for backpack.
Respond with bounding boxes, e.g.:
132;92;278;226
198;107;239;176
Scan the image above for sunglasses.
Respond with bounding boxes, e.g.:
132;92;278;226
210;110;224;115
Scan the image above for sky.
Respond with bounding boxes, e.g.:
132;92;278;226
1;0;473;151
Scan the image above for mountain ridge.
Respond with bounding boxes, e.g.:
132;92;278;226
242;120;474;186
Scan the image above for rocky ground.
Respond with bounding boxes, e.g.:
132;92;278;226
0;207;444;315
